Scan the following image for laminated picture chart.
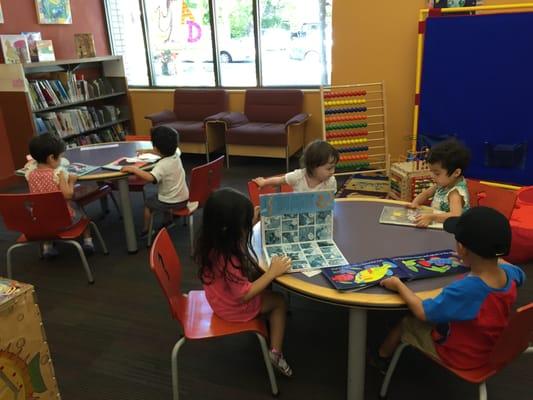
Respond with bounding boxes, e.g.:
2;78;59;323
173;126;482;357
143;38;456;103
260;191;347;273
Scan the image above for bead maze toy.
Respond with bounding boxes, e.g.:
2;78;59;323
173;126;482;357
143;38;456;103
320;82;389;177
389;149;433;202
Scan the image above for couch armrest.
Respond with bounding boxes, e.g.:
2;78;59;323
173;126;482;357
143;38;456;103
285;112;309;128
145;110;177;126
213;112;249;128
204;111;231;123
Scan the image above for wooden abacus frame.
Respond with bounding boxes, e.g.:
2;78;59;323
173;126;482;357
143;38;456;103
320;82;389;177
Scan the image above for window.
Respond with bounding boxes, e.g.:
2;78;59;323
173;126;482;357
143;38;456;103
105;0;149;86
105;0;332;87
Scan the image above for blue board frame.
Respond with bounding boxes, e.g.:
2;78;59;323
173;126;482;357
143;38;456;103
418;12;533;185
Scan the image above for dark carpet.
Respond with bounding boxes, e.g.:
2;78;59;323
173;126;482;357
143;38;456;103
0;154;531;400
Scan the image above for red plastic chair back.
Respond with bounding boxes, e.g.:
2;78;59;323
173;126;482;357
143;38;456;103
489;302;533;369
125;134;151;141
188;156;224;207
247;179;293;208
0;192;72;241
149;228;187;323
466;179;518;219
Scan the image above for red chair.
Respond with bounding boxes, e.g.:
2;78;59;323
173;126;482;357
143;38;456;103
149;228;278;400
379;303;533;400
0;192;108;284
146;156;225;250
247;178;293;208
466;179;518;219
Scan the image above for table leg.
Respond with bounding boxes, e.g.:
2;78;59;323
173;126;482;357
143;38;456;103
347;307;367;400
117;178;138;253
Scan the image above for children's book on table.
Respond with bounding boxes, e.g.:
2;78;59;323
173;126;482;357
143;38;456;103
102;157;149;171
260;190;348;273
322;249;468;292
379;205;444;229
65;162;99;176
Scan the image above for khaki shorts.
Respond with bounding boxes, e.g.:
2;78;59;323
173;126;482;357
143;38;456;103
401;316;440;360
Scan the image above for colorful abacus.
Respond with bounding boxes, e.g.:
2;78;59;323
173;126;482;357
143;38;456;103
321;82;388;176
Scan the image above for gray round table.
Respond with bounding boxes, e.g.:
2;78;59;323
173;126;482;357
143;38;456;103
253;198;457;400
65;141;153;253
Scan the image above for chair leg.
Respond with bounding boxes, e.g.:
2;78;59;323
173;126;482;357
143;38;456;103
171;337;187;400
255;333;279;396
64;240;94;284
6;243;32;278
89;221;109;255
379;342;408;399
205;142;210;163
109;192;122;218
188;215;194;255
479;382;487;400
147;212;156;247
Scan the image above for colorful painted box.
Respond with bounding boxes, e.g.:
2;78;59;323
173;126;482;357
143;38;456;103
0;279;61;399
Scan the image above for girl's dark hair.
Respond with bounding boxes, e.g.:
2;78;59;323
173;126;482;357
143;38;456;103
195;188;260;284
151;126;179;156
29;133;66;163
427;138;470;176
300;140;339;175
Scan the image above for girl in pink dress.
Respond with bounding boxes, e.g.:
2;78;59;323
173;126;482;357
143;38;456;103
25;133;94;258
195;188;293;377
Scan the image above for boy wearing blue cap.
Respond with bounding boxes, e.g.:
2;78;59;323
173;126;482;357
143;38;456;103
373;206;525;370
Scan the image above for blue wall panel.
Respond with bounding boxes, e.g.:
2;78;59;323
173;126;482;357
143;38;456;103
418;13;533;185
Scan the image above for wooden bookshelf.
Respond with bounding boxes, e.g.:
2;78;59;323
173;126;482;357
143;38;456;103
0;56;133;168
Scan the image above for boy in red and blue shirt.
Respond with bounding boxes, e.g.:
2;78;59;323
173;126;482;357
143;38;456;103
376;206;525;370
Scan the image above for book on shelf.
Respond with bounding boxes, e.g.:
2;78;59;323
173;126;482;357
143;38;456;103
0;34;31;64
35;40;55;62
102;157;149;171
322;249;468;292
21;32;41;62
379;205;444;229
74;33;96;58
260;191;348;273
64;124;126;148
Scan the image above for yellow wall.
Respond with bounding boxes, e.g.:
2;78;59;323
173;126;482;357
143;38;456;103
130;0;531;159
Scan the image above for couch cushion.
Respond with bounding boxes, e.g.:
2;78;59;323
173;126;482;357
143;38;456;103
161;121;206;143
173;89;228;121
225;122;286;146
244;89;303;123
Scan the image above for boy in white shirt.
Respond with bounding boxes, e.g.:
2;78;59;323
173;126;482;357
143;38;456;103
122;126;189;237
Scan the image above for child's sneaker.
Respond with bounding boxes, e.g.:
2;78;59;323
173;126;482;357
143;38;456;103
367;348;391;375
269;350;293;377
82;238;95;256
42;245;59;260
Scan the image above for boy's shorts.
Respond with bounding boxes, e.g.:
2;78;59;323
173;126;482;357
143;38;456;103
145;195;188;212
401;316;440;360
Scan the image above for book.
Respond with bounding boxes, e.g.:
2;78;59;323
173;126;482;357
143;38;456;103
65;162;99;176
322;249;468;292
0;34;31;64
102;157;148;171
260;191;348;273
21;32;42;62
74;33;96;58
322;258;409;292
36;40;55;61
379;205;444;229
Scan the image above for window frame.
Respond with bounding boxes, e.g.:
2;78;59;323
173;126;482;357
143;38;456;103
104;0;331;89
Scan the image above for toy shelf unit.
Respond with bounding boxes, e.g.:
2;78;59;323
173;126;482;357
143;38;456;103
0;56;132;169
320;82;389;177
389;150;433;202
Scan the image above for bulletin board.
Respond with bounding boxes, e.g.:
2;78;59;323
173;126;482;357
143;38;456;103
413;4;533;186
